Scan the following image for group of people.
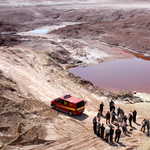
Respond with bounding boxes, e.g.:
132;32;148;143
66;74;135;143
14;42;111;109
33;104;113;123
93;116;121;143
93;99;150;143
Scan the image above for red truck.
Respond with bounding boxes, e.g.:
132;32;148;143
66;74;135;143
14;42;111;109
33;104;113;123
51;95;85;116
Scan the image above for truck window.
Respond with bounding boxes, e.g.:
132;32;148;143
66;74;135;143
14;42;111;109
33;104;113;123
55;99;61;103
76;101;84;108
62;100;68;106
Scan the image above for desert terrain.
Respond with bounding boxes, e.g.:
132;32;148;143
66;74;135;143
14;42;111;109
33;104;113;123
0;0;150;149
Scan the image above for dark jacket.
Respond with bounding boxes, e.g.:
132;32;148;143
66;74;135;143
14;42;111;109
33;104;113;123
93;117;97;125
110;105;115;111
147;122;150;129
110;128;114;136
133;111;137;117
117;108;122;116
100;103;104;110
115;128;121;136
123;116;127;122
101;126;105;133
110;101;114;107
129;114;133;121
106;112;110;119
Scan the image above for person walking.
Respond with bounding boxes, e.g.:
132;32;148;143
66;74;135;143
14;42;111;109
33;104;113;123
101;123;105;138
140;119;146;132
133;110;137;123
93;116;97;134
128;112;133;127
105;111;110;125
110;126;114;143
146;120;149;136
100;102;104;116
115;126;121;143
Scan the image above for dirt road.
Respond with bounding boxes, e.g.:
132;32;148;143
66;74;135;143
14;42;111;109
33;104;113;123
0;0;150;149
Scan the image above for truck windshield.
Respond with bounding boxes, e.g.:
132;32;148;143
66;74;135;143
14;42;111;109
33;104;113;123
76;101;84;108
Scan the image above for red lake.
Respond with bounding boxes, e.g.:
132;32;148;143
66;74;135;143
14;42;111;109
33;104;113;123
69;57;150;94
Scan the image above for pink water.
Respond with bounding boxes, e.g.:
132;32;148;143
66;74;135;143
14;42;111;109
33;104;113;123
69;57;150;94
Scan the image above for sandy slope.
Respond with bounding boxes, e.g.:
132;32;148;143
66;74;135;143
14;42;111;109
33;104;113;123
0;45;150;150
0;0;150;149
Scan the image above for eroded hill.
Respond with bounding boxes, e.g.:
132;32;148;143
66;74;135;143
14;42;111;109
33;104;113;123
0;0;150;149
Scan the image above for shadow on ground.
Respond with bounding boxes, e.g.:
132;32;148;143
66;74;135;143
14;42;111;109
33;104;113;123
52;108;89;121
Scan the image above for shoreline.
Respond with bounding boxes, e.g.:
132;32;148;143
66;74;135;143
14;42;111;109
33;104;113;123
18;28;150;100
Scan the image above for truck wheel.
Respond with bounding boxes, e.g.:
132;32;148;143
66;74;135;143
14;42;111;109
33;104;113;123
68;111;73;116
51;104;55;109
